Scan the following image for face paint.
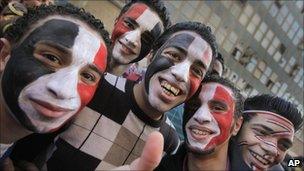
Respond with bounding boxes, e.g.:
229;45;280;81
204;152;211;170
144;31;212;113
238;112;294;170
111;3;163;64
184;82;235;154
1;16;107;133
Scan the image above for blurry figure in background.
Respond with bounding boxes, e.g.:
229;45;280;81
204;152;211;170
0;1;27;37
123;63;146;82
230;94;303;171
108;0;171;76
21;0;54;8
210;52;224;77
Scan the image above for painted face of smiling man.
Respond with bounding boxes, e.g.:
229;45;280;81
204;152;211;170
238;111;294;170
0;15;107;133
111;2;164;64
184;82;239;154
144;31;213;113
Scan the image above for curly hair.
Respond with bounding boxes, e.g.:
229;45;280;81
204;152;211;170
244;94;303;131
4;3;111;50
152;21;218;64
118;0;171;29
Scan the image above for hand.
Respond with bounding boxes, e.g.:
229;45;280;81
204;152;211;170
112;131;164;171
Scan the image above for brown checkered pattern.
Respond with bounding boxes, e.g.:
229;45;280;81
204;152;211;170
47;74;180;171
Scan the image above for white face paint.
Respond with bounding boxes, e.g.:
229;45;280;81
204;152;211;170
148;31;212;113
17;16;104;133
112;3;163;64
186;84;220;150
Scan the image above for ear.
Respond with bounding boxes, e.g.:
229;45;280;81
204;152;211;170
146;51;154;65
0;38;11;72
232;116;243;136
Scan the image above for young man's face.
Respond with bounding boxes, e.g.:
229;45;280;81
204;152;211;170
145;31;213;113
185;82;235;154
111;2;164;64
1;15;107;133
238;112;294;170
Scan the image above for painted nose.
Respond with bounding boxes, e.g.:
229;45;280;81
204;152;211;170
193;106;212;124
124;29;140;48
46;68;78;99
171;61;190;82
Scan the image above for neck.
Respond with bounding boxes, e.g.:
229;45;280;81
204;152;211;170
108;59;130;76
187;144;229;171
133;82;163;121
0;90;31;144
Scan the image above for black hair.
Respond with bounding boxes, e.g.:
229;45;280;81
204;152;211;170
208;52;225;76
183;75;244;129
118;0;171;29
3;3;111;66
216;52;224;66
152;21;218;63
244;94;303;131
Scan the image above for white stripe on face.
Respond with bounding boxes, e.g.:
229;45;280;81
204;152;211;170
188;36;212;69
18;23;102;133
136;8;163;32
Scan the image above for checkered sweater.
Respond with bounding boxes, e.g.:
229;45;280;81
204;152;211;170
47;74;180;171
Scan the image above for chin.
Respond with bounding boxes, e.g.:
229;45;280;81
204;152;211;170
186;143;215;156
148;95;171;113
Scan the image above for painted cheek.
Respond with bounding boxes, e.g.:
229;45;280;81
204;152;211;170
111;3;148;42
93;43;107;72
206;86;235;148
77;82;97;108
202;47;212;68
188;72;201;99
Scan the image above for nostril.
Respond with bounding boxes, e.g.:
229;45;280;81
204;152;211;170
48;88;58;97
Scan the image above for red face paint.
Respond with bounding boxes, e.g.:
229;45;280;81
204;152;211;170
111;3;148;42
205;85;235;149
188;72;201;99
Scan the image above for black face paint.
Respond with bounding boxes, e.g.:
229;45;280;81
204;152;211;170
144;33;195;94
1;19;79;131
130;22;162;63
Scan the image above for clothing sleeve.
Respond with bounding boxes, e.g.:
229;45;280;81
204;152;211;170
159;118;180;155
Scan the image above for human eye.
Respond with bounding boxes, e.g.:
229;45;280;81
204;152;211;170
80;67;101;85
164;50;182;62
252;128;269;136
35;52;62;69
190;65;204;78
123;18;135;29
278;140;292;151
209;101;227;113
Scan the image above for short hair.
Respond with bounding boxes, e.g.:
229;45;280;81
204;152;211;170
4;3;111;49
152;21;218;62
118;0;171;29
183;75;244;127
244;94;303;131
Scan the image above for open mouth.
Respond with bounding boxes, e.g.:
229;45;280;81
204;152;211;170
249;150;271;166
188;125;214;140
118;40;136;55
160;79;181;97
29;98;73;118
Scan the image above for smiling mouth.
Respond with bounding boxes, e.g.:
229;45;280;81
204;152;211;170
29;98;73;118
188;125;214;140
249;150;271;166
160;79;181;97
118;40;136;55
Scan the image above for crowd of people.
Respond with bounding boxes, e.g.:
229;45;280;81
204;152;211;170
0;0;303;171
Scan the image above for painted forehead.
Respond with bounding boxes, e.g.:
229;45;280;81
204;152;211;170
124;3;163;33
200;82;234;104
165;31;212;67
245;111;294;133
19;15;107;71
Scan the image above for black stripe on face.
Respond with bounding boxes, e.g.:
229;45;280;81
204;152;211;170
130;22;162;63
1;19;79;131
144;33;196;93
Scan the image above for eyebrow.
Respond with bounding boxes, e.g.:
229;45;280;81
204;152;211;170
125;17;139;28
38;40;71;56
88;64;103;75
195;60;207;71
253;124;274;132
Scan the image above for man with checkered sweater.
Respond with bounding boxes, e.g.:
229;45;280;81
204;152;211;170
46;21;218;170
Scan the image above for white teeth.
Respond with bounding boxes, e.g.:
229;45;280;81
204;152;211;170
160;81;180;96
250;151;270;165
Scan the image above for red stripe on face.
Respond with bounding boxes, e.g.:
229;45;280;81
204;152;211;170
111;3;148;42
206;85;235;148
188;72;201;99
93;43;107;72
